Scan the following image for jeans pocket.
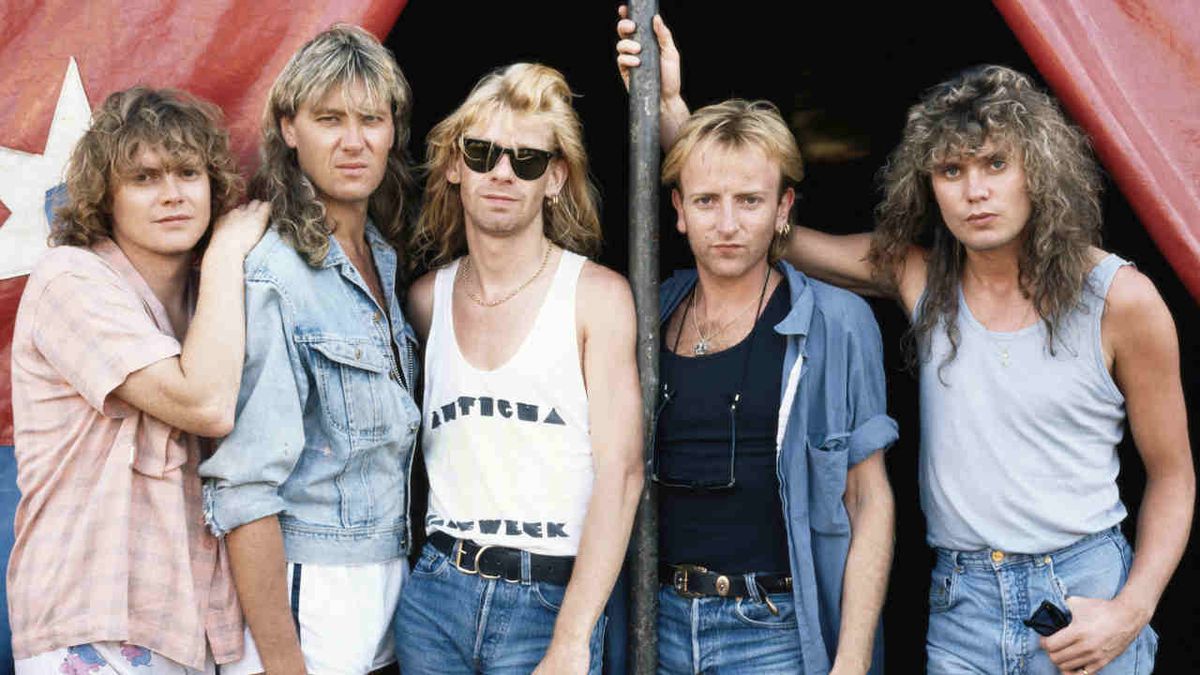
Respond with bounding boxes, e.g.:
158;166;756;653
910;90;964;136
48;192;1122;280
533;581;567;612
733;594;798;629
1135;624;1159;674
928;568;957;614
411;545;450;578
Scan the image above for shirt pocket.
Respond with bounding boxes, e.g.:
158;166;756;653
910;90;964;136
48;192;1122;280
307;337;395;440
806;432;850;535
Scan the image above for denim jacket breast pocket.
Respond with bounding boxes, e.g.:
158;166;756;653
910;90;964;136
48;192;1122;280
305;336;396;441
806;432;851;535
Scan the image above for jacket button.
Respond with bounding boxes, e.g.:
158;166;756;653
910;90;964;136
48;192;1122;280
373;311;382;322
354;347;362;360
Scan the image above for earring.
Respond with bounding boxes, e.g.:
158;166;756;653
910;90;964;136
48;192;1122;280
546;193;561;208
776;221;792;237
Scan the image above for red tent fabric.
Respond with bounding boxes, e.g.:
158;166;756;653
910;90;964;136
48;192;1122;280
995;0;1200;304
0;0;408;444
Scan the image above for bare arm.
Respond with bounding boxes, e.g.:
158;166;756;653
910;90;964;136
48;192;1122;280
784;227;928;313
535;265;644;673
831;452;894;675
615;6;689;149
1043;267;1194;674
113;201;269;436
227;516;305;675
405;270;437;342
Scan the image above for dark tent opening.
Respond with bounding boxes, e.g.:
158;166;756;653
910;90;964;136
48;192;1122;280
389;1;1198;670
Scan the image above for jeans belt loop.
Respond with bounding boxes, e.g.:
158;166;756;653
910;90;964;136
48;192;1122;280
743;573;761;602
520;549;532;586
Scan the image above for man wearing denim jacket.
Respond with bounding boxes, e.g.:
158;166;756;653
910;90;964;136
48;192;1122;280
650;100;898;674
199;26;421;675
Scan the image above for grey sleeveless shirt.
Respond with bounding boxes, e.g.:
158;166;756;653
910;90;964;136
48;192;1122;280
918;254;1129;553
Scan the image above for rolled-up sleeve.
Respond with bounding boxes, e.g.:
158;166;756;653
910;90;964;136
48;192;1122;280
844;301;899;466
200;278;307;536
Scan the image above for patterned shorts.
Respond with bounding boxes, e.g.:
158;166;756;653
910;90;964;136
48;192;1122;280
15;642;214;675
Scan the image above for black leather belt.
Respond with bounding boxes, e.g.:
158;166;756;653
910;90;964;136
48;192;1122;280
429;530;574;585
659;563;792;599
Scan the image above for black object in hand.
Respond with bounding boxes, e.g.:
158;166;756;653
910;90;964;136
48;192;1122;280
1023;600;1072;637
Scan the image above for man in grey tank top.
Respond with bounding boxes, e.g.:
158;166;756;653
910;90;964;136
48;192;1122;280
619;13;1193;675
397;63;643;674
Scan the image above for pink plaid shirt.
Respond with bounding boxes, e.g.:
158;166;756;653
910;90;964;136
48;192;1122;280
8;239;243;669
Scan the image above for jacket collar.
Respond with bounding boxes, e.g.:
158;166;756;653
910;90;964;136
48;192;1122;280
317;218;389;269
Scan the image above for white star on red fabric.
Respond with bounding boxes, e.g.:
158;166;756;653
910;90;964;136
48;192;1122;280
0;57;91;280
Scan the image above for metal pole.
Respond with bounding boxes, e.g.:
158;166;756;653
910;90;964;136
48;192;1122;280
627;0;659;672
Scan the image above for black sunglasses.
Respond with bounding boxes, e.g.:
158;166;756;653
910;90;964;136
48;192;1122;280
460;137;556;181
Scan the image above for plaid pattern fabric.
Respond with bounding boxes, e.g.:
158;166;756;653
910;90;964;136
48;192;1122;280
8;240;243;669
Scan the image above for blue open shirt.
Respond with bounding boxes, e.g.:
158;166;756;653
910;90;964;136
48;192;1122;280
655;262;898;674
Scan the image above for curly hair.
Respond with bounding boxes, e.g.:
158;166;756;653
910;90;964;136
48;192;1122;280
661;99;805;263
251;24;415;267
53;86;242;249
409;62;601;271
869;65;1102;374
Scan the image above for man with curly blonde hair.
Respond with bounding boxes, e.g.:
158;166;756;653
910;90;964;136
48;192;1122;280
9;86;268;674
396;63;643;674
199;25;422;674
620;12;1193;675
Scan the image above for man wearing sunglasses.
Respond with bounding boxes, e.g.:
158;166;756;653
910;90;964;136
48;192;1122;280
396;63;643;674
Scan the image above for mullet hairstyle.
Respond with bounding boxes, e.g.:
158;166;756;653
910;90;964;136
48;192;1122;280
54;86;242;249
410;62;601;271
870;65;1102;375
661;99;805;263
252;23;415;266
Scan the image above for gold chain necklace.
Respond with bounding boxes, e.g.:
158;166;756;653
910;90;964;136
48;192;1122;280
459;241;552;308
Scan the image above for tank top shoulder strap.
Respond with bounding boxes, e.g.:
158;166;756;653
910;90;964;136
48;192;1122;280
427;259;461;353
547;249;586;303
1083;253;1132;309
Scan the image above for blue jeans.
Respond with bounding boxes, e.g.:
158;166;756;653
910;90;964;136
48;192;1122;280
394;542;605;674
0;445;18;675
927;526;1158;674
657;583;803;674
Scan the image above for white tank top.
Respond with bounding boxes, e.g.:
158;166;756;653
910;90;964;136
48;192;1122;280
421;251;593;556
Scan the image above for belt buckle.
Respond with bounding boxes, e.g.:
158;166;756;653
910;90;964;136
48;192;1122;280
671;564;707;598
474;545;501;580
453;541;478;575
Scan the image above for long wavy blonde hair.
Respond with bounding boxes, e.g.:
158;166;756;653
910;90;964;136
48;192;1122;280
409;63;601;271
251;24;415;266
869;65;1102;373
54;87;243;250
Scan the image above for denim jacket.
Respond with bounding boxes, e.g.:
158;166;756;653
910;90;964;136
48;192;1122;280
200;222;421;565
658;263;898;675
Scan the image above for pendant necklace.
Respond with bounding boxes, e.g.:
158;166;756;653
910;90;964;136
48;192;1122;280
684;265;771;356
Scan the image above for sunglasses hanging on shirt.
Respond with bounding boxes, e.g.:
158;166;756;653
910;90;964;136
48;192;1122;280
650;265;772;491
460;137;557;181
